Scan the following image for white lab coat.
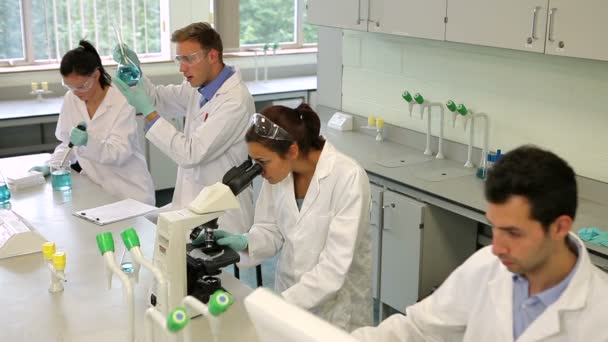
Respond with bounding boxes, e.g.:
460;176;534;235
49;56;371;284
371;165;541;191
142;67;255;234
352;233;608;342
50;86;155;205
243;141;373;332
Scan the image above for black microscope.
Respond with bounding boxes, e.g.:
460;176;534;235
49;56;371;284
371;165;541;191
186;159;262;303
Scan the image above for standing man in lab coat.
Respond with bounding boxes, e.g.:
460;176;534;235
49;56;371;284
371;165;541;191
113;22;255;234
352;145;608;342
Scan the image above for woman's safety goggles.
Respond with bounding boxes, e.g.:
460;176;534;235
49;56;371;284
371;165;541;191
174;50;206;66
62;74;96;92
250;113;293;141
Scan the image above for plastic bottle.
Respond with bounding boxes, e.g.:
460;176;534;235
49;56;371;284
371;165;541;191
0;171;11;206
477;151;497;180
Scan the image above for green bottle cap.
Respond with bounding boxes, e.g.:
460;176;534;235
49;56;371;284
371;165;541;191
414;93;424;104
456;104;468;115
120;227;140;250
208;290;233;317
401;91;413;102
166;307;190;333
446;100;457;112
96;232;115;255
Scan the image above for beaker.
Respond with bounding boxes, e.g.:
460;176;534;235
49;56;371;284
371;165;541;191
50;162;72;191
0;171;11;205
116;58;141;87
113;26;141;87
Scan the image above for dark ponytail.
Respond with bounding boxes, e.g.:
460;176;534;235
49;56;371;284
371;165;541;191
60;39;111;89
245;103;325;158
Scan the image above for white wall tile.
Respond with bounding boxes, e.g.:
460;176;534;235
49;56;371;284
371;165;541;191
342;32;608;183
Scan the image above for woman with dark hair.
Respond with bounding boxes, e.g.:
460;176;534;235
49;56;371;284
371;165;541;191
30;40;154;205
210;103;372;331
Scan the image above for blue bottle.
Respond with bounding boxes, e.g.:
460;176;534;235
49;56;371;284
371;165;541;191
0;171;11;205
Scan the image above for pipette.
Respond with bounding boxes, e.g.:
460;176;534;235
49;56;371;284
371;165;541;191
59;123;86;167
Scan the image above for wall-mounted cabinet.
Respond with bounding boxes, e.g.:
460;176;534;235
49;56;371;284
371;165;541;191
446;1;548;53
446;0;608;61
307;0;446;40
309;0;608;62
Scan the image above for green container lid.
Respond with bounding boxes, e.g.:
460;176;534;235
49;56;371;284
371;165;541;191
446;100;457;112
414;93;425;104
96;232;115;255
456;104;469;115
166;307;190;333
208;290;233;317
120;227;140;250
401;91;413;102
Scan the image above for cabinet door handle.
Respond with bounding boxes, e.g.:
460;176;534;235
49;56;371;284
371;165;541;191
383;203;395;209
548;8;557;42
529;6;541;40
357;0;362;24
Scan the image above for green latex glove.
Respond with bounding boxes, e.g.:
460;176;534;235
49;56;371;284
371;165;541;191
112;76;156;117
69;121;88;146
29;165;50;177
215;229;248;251
112;44;141;69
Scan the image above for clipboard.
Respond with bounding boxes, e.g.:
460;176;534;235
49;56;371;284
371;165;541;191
73;198;157;226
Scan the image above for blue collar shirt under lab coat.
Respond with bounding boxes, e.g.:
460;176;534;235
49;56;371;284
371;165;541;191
241;140;373;332
197;65;235;108
512;236;581;340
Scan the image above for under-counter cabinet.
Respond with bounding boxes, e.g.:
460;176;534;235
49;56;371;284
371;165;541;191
446;0;608;61
369;178;477;318
307;0;446;40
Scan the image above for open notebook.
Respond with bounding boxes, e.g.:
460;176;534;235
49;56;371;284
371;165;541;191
73;198;157;226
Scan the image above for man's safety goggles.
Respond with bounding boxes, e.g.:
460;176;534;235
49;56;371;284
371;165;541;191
250;113;293;141
174;50;206;66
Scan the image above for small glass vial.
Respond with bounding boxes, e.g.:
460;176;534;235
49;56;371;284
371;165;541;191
120;248;136;278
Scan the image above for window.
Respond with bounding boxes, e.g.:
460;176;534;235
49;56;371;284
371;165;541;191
213;0;317;51
0;0;169;67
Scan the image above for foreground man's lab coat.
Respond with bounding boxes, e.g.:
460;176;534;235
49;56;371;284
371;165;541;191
352;233;608;342
143;68;254;233
51;86;155;205
243;141;373;332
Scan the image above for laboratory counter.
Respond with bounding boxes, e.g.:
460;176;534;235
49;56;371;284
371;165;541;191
0;154;259;342
315;106;608;264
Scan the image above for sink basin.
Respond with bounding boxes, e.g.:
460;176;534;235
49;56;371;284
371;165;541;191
408;159;476;182
375;154;433;168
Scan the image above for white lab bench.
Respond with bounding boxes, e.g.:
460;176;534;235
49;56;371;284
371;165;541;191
0;76;317;190
0;154;259;342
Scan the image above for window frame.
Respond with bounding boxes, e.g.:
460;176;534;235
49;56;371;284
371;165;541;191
214;0;317;52
0;0;171;68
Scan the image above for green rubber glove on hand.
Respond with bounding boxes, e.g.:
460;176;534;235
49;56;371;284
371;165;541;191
112;76;156;117
69;121;88;146
112;44;141;69
29;165;50;177
215;229;248;251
